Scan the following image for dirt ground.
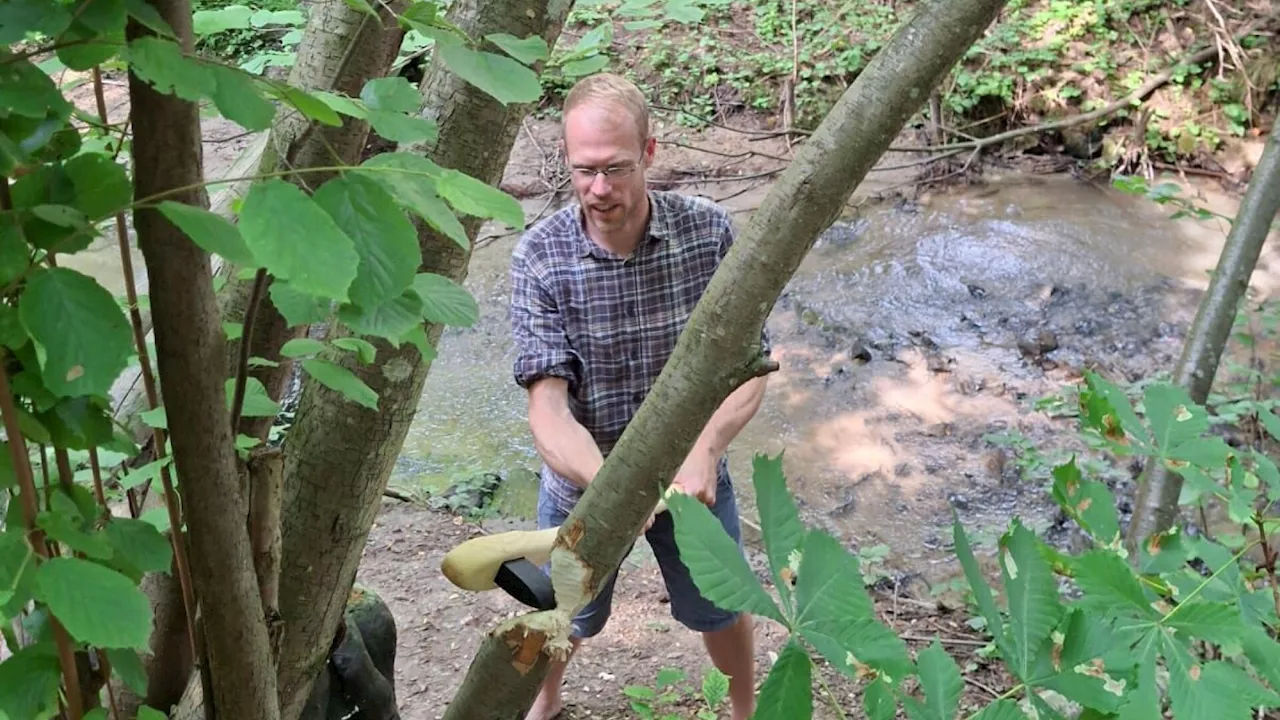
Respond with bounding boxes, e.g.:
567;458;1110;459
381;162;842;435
356;499;1010;720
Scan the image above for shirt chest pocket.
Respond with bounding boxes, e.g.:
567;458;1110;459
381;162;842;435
562;294;628;383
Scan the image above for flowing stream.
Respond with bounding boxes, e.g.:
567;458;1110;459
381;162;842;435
394;171;1280;586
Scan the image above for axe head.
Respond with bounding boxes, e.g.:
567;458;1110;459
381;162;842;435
494;558;556;611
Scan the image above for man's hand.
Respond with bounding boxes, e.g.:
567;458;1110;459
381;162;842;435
671;449;718;507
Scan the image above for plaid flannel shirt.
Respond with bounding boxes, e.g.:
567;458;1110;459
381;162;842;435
509;190;771;511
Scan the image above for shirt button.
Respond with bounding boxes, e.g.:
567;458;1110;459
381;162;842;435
632;391;644;403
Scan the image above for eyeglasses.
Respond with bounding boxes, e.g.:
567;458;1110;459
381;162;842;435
569;163;639;182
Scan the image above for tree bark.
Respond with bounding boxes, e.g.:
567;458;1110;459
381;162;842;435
126;1;279;718
1125;128;1280;552
272;0;574;715
441;0;1011;715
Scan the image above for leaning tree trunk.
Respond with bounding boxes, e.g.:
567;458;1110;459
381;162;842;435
127;1;280;718
440;0;1011;715
1125;130;1280;552
272;0;575;714
114;1;411;716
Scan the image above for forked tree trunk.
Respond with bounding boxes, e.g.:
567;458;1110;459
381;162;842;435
441;0;1011;715
1125;130;1280;551
127;1;279;718
273;0;575;714
116;1;410;715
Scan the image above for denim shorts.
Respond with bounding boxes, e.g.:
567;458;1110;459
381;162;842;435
536;470;744;639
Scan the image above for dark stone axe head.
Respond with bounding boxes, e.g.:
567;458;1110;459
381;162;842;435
495;558;556;611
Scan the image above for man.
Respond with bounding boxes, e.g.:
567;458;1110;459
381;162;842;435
508;72;770;720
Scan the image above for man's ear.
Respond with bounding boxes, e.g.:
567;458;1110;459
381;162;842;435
643;135;657;164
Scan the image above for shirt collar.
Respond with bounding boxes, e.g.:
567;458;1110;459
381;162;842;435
574;191;675;259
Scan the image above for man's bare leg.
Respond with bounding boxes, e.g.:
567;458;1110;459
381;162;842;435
701;613;756;720
524;636;583;720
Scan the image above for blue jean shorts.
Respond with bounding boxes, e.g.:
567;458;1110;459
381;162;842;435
536;470;744;639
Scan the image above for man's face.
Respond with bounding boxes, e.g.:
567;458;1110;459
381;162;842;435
563;101;654;236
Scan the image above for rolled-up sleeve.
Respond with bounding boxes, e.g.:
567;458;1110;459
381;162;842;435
714;213;772;357
510;246;581;391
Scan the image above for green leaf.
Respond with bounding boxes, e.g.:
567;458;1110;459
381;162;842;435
268;280;332;326
0;642;62;720
1071;550;1158;621
1164;632;1280;719
902;640;963;720
126;0;175;36
863;676;897;720
280;338;326;358
71;0;125;33
105;648;149;695
1050;457;1121;547
1242;627;1280;690
238;179;360;301
0;528;36;612
486;32;550;65
0;0;72;44
368;110;440;145
208;64;277;132
664;0;704;23
560;54;610;77
413;272;478;327
34;557;152;649
268;85;342;127
0;214;32;286
192;4;252;33
301;358;378;410
333;337;377;363
224;376;281;417
666;489;785;623
701;667;729;708
1001;520;1065;679
751;452;804;612
1144;383;1208;455
104;517;174;580
19;267;134;397
39;395;115;450
313;174;420;308
953;517;1010;656
356;152;469;248
0;59;72;118
436;168;525;230
400;324;437;362
126;37;216;102
157;201;257;267
1078;370;1152;452
1165;601;1246;645
64;151;132;221
37;490;113;560
752;640;812;719
1259;409;1280;443
360;76;421;113
436;37;543;105
338;289;425;342
1137;526;1189;575
138;707;168;720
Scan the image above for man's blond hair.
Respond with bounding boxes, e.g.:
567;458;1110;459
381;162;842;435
563;72;650;144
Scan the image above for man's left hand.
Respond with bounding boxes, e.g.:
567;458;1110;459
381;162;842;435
671;450;718;507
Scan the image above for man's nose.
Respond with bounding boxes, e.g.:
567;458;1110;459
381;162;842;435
590;171;611;195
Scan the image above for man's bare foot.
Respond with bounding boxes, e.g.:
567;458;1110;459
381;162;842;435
523;688;564;720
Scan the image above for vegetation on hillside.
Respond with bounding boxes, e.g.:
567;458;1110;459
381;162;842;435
193;0;1278;175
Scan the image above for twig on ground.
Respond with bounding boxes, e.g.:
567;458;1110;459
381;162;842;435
899;634;989;647
656;138;791;164
964;676;1003;698
650;103;811;139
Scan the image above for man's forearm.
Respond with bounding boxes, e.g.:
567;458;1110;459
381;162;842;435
689;375;768;462
528;385;604;489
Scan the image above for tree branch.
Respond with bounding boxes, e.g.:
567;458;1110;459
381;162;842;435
126;1;279;718
1125;121;1280;552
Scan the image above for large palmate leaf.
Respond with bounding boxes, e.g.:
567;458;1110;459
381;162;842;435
666;490;785;623
1000;521;1065;679
751;452;804;613
902;640;964;720
753;639;812;719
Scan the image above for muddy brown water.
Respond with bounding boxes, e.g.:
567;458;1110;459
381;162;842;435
395;170;1278;589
